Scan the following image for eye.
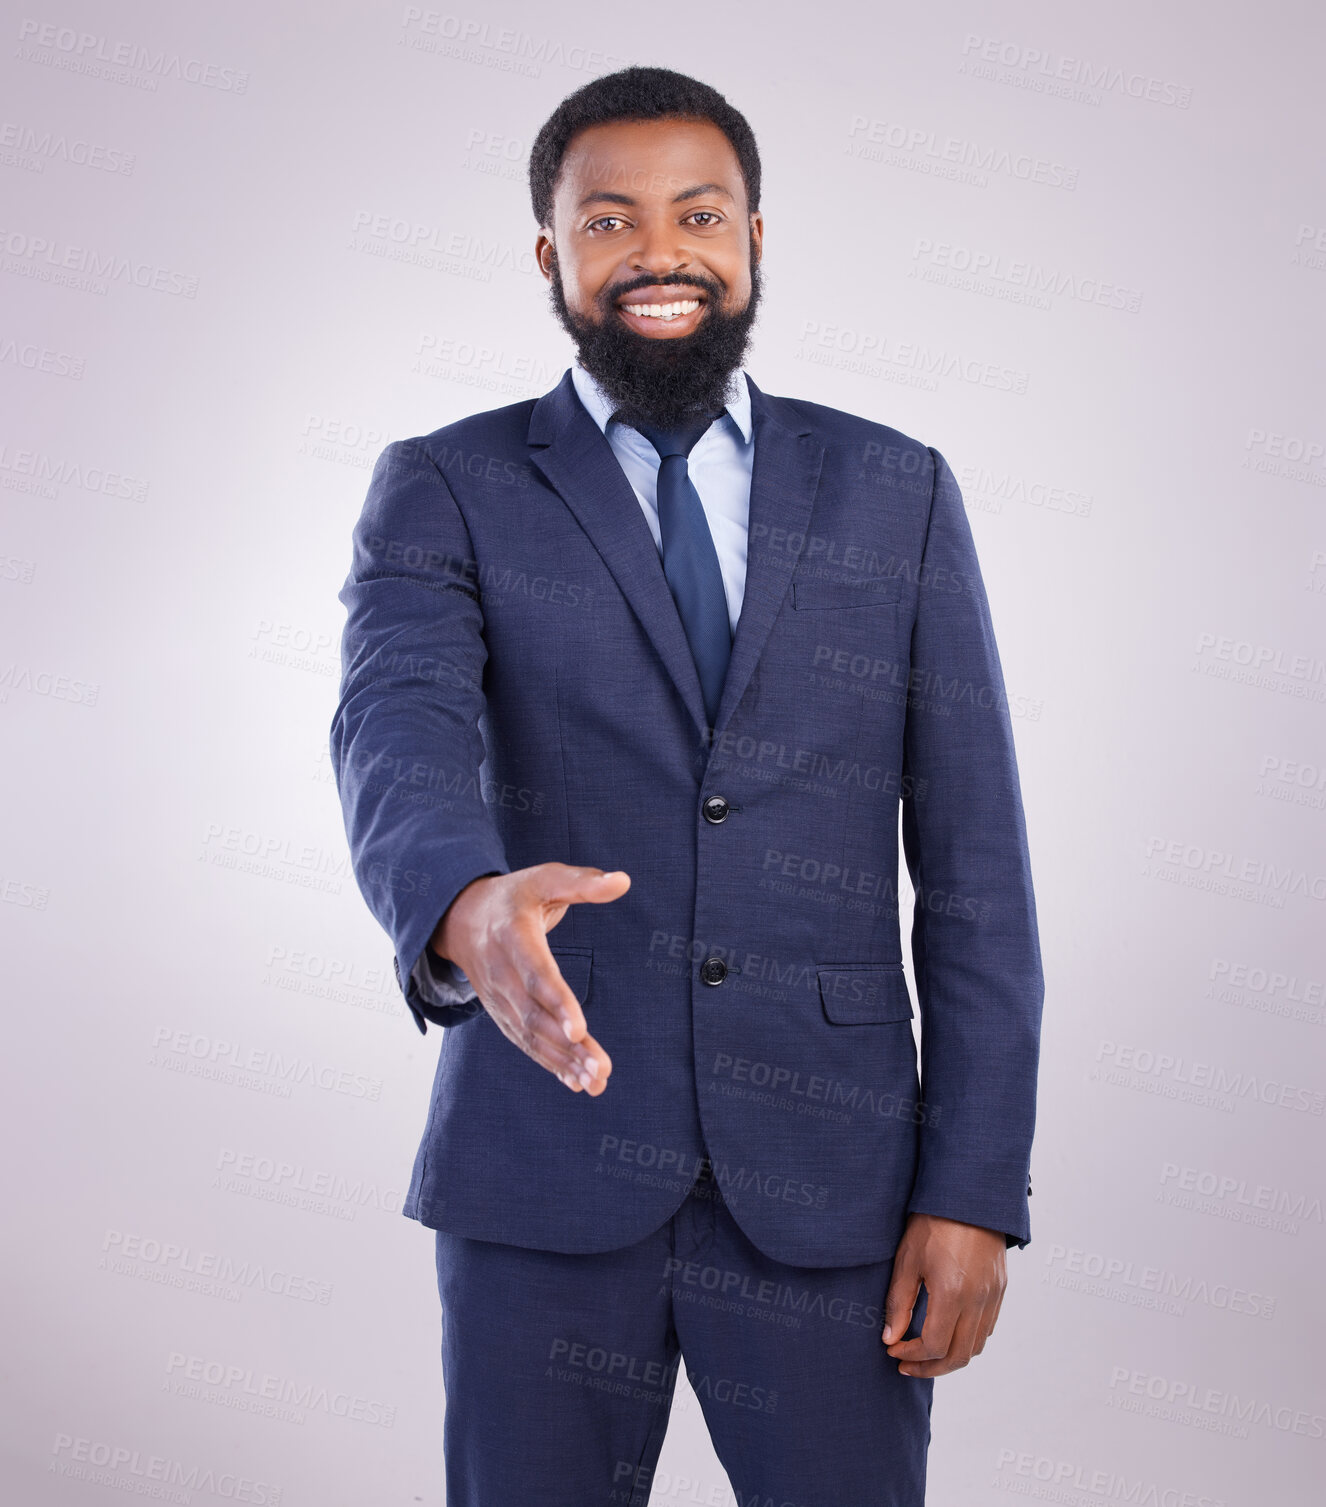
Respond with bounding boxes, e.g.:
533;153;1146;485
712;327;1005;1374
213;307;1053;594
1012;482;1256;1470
586;216;627;234
686;211;724;228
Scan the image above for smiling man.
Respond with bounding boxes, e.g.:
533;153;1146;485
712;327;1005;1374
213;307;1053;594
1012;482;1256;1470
541;112;764;436
332;65;1043;1507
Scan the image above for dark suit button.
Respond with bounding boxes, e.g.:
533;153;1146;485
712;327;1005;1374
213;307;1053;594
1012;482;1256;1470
700;957;728;985
702;795;730;824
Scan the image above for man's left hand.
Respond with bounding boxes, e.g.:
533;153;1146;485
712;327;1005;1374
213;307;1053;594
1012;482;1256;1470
881;1213;1007;1377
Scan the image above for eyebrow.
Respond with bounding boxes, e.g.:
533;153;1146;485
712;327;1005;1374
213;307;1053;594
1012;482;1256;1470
575;182;735;210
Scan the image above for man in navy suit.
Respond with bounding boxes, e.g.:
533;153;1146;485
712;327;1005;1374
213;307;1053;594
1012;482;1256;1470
332;64;1043;1507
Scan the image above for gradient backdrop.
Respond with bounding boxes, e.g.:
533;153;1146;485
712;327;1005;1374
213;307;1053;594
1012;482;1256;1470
2;2;1323;1503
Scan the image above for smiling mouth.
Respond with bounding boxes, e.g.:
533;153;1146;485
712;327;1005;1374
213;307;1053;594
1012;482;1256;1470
616;290;708;330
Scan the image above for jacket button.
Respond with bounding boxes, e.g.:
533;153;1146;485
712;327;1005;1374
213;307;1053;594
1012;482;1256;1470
700;957;728;985
702;795;730;824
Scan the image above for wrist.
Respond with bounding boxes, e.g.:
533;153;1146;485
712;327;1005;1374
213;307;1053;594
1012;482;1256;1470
431;871;501;963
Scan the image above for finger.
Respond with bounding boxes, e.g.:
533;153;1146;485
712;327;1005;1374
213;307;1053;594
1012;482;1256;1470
475;922;617;1088
881;1260;921;1344
901;1275;1006;1376
481;965;612;1086
532;956;584;1040
515;934;605;1046
979;1283;1006;1349
489;937;594;1050
574;1032;612;1095
900;1302;984;1378
482;956;615;1091
496;1015;612;1093
486;1000;604;1090
889;1282;959;1364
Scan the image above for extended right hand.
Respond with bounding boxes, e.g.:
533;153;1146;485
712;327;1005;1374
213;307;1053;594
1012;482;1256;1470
429;863;629;1096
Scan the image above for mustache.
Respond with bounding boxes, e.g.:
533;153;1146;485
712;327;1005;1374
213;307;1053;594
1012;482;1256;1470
602;272;724;306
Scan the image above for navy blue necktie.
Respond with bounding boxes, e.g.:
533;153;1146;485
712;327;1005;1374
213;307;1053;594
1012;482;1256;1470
628;412;732;729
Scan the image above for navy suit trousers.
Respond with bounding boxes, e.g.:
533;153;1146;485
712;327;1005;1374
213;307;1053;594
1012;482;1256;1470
434;1160;934;1506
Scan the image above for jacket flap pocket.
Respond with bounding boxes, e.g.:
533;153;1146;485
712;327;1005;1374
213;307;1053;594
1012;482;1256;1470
548;946;593;1005
793;575;902;611
818;963;913;1024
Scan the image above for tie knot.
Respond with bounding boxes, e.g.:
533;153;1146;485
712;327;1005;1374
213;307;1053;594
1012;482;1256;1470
630;411;721;462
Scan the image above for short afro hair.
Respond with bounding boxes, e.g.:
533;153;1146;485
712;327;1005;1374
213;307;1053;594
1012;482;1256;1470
528;66;761;229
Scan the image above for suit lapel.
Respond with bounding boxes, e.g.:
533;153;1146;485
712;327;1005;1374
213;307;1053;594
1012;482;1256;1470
713;374;824;741
527;370;711;736
526;369;825;745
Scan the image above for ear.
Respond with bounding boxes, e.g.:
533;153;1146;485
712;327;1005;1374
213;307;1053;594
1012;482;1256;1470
534;231;555;281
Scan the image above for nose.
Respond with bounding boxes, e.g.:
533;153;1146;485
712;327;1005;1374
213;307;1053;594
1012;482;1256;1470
627;219;691;278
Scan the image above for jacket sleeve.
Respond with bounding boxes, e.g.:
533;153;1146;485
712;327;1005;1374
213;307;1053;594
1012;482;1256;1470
330;437;510;1034
899;446;1044;1248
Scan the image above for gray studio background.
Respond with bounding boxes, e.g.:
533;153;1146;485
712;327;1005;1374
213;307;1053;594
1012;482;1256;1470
3;1;1323;1502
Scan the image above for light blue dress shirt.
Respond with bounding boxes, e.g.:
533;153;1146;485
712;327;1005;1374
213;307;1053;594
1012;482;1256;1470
568;361;755;636
413;361;757;1009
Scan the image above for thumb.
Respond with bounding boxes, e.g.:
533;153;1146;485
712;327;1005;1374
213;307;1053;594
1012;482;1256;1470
530;863;630;905
570;866;631;902
882;1258;920;1344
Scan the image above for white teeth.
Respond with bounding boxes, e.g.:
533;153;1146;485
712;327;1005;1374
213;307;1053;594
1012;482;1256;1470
624;299;701;321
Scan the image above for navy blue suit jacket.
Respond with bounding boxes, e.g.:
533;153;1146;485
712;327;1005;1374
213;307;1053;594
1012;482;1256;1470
331;368;1044;1266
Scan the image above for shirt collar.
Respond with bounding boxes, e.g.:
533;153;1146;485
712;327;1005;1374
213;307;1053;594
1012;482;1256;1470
570;361;753;445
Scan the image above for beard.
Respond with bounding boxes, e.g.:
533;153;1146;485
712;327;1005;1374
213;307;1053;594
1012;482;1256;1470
546;245;763;432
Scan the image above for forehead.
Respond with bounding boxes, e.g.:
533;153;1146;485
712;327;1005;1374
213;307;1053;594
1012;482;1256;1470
555;117;745;209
